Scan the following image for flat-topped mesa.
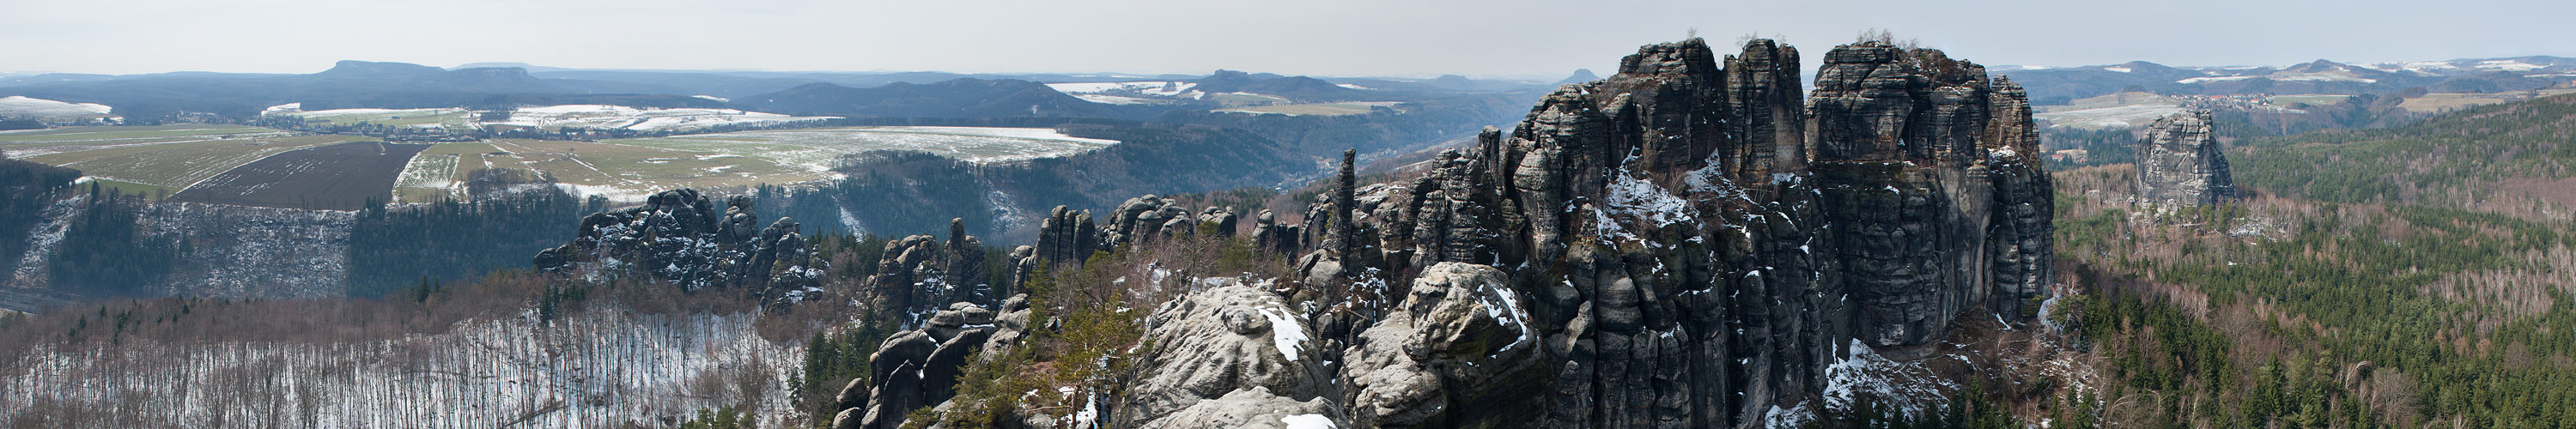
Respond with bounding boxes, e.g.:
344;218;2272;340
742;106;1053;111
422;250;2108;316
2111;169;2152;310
2134;109;2235;208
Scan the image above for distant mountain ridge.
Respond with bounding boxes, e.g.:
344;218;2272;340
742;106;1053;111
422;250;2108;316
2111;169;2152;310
0;60;723;119
2000;55;2576;104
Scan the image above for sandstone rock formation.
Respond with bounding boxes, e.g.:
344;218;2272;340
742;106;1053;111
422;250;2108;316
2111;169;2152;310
865;218;999;322
2134;109;2235;208
1120;37;2050;429
532;189;819;304
1114;285;1333;427
835;296;1033;429
893;37;2057;429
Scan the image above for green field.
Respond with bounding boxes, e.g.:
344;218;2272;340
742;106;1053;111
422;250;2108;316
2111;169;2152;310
1208;92;1293;106
79;178;180;200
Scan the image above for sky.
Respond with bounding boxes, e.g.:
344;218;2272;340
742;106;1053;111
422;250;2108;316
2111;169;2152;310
6;0;2574;78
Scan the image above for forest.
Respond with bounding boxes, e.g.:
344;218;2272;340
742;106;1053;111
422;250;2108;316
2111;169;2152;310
2044;94;2576;428
343;170;604;298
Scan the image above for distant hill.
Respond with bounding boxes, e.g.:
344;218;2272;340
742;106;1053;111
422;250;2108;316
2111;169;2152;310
1190;69;1372;101
1554;69;1600;86
2233;93;2576;205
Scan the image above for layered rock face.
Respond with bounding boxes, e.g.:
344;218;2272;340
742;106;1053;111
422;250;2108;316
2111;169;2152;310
867;38;2055;429
533;189;819;303
865;218;997;321
837;297;1035;429
2133;109;2234;208
1101;38;2054;429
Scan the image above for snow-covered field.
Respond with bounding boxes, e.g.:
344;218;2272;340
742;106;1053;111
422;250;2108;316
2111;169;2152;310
264;105;479;131
493;105;837;132
1045;82;1198;97
393;154;463;202
1044;82;1203;103
0;309;800;428
0;96;113;121
614;126;1121;170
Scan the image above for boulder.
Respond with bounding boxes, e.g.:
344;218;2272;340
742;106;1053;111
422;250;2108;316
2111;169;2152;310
1112;285;1329;426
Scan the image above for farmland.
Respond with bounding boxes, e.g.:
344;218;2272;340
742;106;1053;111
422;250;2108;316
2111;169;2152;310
2032;92;2191;129
1;124;367;196
2395;88;2576;112
264;105;479;132
479;138;824;201
5;124;1123;206
487;105;836;132
168;142;428;210
611;126;1120;169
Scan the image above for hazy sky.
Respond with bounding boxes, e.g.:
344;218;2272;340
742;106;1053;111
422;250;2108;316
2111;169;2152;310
7;0;2573;78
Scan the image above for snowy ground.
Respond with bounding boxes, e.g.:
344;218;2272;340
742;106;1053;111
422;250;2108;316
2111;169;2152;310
1765;296;2105;426
264;105;479;132
493;105;837;132
1044;82;1199;98
0;96;113;121
142;202;355;299
0;309;800;428
392;154;463;202
613;126;1121;170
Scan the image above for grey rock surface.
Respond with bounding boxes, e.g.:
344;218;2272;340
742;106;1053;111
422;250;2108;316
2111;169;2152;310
1133;387;1342;429
1112;285;1330;427
531;188;817;305
2135;109;2235;208
932;37;2057;429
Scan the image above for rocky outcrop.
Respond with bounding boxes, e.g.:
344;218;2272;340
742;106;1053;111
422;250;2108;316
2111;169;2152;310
1103;195;1236;245
865;218;999;321
1338;263;1545;428
1808;40;2056;345
532;189;819;304
1133;387;1342;429
836;297;1031;429
903;37;2056;429
2134;109;2234;208
1114;285;1332;427
1115;37;2050;429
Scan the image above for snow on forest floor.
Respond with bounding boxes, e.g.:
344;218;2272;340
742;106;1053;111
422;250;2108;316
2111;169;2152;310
1765;299;2105;426
0;309;800;428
